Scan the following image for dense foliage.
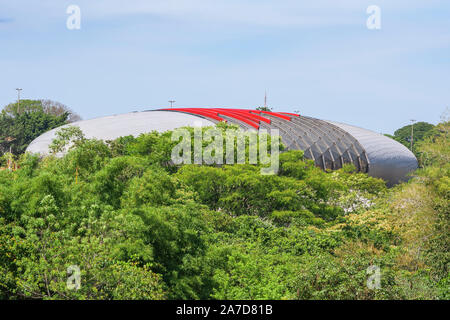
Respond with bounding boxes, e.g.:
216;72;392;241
0;120;448;300
385;121;435;158
0;100;79;156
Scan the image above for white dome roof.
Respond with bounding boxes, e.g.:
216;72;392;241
26;109;417;185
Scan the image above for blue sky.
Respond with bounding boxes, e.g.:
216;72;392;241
1;0;449;134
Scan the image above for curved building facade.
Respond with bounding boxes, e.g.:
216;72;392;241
26;108;418;185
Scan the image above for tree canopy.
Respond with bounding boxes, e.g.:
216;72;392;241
390;122;435;154
0;99;77;156
0;119;447;300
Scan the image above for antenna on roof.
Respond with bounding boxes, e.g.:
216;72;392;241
264;91;267;109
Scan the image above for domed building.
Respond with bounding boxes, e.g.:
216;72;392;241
26;108;418;185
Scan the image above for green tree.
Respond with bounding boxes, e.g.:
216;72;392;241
0;100;69;155
392;121;435;153
256;106;273;112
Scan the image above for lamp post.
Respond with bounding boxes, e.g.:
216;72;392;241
16;88;22;113
169;100;176;108
410;119;416;151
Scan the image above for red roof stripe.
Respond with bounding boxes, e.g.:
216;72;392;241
214;109;271;124
257;111;292;121
158;108;295;128
163;108;226;122
213;110;259;129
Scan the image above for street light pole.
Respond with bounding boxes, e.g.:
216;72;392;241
410;119;416;151
169;100;176;108
16;88;22;113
